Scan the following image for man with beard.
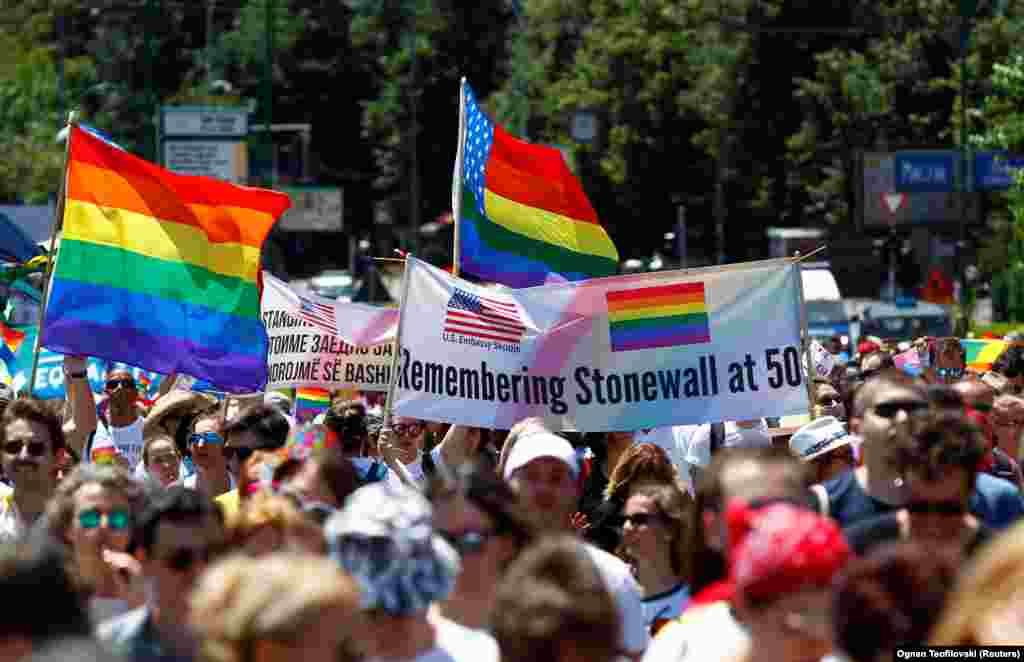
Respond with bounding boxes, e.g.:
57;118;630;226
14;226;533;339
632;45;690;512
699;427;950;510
0;399;65;542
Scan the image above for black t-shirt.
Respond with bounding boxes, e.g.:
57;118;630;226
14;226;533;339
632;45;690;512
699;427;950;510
844;512;993;557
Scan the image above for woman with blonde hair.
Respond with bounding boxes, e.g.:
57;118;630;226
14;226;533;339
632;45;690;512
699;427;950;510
930;518;1024;644
190;553;360;662
228;491;326;557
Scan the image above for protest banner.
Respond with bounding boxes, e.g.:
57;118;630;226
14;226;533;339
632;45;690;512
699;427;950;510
390;257;809;431
261;272;397;391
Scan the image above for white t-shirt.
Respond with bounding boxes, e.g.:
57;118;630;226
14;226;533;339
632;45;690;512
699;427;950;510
90;418;145;470
366;615;500;662
583;543;650;656
641;601;749;662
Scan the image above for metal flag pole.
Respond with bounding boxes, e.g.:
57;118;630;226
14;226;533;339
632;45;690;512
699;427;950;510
28;110;78;396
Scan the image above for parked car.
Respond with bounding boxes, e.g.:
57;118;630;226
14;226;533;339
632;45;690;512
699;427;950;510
848;298;953;343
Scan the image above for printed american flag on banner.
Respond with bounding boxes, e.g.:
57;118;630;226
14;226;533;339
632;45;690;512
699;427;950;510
297;295;338;336
444;288;525;343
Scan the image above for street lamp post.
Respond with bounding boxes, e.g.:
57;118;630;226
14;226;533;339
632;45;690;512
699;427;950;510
958;0;976;334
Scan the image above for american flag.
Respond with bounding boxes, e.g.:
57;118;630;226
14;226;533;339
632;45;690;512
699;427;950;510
444;288;524;343
297;295;337;336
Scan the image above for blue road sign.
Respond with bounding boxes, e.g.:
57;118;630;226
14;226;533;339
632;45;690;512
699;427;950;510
893;151;959;193
974;151;1024;191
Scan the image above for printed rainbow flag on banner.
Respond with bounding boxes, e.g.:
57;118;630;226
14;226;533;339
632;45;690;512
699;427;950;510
962;338;1008;371
454;80;619;288
294;387;331;422
41;125;291;393
0;320;25;370
606;282;711;352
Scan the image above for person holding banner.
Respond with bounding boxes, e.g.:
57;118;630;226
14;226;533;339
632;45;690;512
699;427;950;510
87;369;145;473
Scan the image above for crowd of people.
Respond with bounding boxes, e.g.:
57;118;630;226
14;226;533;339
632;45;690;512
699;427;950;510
1;333;1024;662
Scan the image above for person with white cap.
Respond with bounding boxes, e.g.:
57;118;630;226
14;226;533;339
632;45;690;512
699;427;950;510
789;416;856;483
501;420;649;659
325;481;499;662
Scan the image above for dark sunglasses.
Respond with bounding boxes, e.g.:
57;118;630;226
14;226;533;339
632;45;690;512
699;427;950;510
622;512;662;527
189;432;225;447
223;446;255;462
440;529;492;555
906;500;966;516
160;546;213;572
393;424;423;436
3;441;47;456
936;367;964;380
105;378;136;391
78;508;131;530
872;400;929;419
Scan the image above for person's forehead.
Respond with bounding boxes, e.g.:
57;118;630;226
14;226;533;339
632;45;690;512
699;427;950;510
4;417;52;443
194;416;223;433
871;384;923;405
73;482;129;511
623;493;656;513
519;456;572;475
148;438;176;454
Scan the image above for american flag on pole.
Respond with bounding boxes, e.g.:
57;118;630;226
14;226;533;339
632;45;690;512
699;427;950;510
296;294;338;336
444;288;525;344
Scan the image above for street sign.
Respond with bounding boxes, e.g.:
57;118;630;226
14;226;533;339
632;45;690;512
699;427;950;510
974;151;1024;191
277;187;344;232
162;106;248;138
893;151;959;193
862;152;980;226
882;192;907;214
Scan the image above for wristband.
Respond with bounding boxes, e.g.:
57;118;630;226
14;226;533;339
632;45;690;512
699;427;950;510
66;370;87;379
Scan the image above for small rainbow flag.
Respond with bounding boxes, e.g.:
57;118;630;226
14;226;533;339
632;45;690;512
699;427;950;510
606;282;711;352
0;321;25;370
294;387;331;422
962;339;1008;371
90;434;119;466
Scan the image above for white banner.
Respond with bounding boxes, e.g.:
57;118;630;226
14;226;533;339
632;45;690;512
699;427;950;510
261;273;397;391
392;257;809;431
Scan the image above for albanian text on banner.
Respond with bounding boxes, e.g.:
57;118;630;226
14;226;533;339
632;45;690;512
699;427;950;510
392;257;810;431
261;282;393;391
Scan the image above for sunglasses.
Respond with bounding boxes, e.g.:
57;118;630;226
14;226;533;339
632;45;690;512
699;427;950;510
78;508;131;531
905;500;966;516
223;446;255;463
159;546;213;572
872;400;929;419
440;529;492;555
105;378;136;391
936;367;964;380
622;512;662;527
189;432;225;447
393;424;423;436
3;440;47;457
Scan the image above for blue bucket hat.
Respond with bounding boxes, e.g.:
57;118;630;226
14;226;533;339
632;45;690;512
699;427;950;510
325;481;460;616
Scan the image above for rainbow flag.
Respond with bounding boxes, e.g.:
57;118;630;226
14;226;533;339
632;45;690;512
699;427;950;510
40;126;291;393
90;434;118;466
606;282;711;352
294;387;331;422
0;320;25;370
962;339;1008;371
454;80;619;288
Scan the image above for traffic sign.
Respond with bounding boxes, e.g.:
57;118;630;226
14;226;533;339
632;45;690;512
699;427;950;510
882;192;907;214
974;151;1024;191
893;151;959;193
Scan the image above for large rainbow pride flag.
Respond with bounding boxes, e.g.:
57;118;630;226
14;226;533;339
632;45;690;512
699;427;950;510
454;80;619;288
41;125;291;393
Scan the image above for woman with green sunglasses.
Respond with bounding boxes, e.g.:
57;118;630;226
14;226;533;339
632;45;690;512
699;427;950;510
41;463;147;627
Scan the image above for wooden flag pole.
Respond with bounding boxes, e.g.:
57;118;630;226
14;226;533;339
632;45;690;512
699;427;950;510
792;251;816;416
28;111;78;396
450;77;468;278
